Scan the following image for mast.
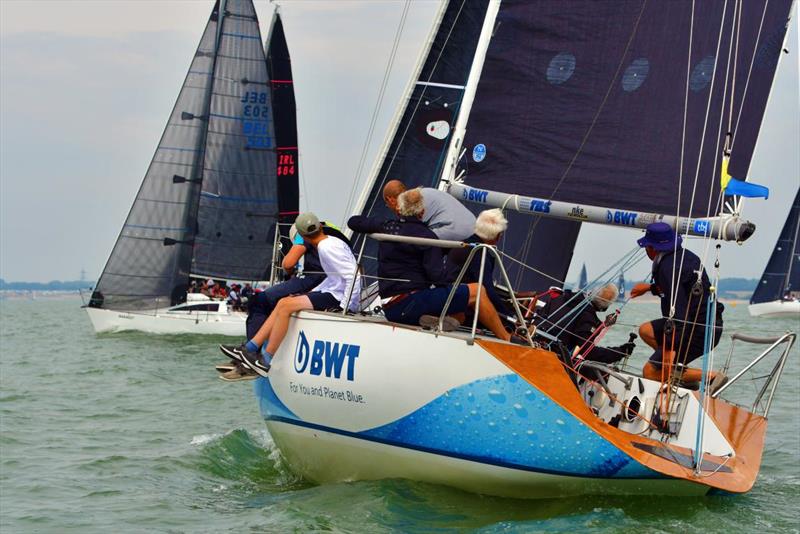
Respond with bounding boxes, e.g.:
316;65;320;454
175;0;228;290
438;0;501;188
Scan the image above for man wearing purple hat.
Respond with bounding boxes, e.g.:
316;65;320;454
630;222;726;391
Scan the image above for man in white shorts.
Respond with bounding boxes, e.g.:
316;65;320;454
221;212;361;377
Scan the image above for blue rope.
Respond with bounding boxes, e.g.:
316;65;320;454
692;289;716;470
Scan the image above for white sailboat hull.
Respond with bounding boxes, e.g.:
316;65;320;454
748;300;800;318
254;311;753;498
85;306;245;336
265;419;706;499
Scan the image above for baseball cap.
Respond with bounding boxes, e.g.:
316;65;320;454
294;212;321;236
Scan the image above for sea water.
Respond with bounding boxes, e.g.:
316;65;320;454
1;297;798;532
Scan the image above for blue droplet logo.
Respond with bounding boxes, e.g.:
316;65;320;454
546;52;576;85
294;330;310;373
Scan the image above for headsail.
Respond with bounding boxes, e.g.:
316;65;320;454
350;0;580;290
92;0;294;310
751;189;800;305
350;0;490;276
451;0;792;242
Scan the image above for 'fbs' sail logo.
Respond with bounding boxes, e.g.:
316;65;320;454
294;331;360;381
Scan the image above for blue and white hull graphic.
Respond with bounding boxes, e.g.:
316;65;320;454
254;311;764;498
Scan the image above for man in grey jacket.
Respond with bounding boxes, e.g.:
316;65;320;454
382;180;475;241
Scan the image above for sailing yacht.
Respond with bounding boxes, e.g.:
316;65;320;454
749;189;800;317
253;0;797;498
578;263;588;290
85;1;299;335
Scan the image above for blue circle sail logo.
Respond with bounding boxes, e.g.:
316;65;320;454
472;144;487;163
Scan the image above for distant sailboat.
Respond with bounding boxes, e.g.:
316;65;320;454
85;1;298;335
749;189;800;318
578;263;588;290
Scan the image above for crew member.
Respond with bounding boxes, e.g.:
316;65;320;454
221;213;361;378
630;222;725;390
382;180;475;241
535;283;634;364
349;188;517;343
446;208;512;316
245;220;350;339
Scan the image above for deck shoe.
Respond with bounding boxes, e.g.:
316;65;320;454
215;361;236;373
219;344;247;361
238;349;271;378
219;363;257;382
419;315;460;332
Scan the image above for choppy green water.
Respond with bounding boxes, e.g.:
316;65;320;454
1;297;798;532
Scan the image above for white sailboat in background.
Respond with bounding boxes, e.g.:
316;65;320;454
253;0;797;498
85;1;299;335
749;189;800;317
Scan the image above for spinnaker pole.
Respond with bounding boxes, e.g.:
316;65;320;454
448;183;756;242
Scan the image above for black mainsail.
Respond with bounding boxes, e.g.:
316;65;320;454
449;0;792;247
459;0;793;218
91;0;297;311
751;189;800;305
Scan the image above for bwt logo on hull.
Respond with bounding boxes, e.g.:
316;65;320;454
294;331;360;381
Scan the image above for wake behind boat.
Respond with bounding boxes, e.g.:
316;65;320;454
85;0;299;335
250;0;797;498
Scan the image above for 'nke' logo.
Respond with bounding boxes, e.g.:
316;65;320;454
294;331;360;381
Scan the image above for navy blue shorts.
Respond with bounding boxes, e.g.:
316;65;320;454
246;275;325;338
647;318;723;369
306;291;341;311
384;285;469;326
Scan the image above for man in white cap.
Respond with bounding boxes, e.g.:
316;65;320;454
220;212;361;378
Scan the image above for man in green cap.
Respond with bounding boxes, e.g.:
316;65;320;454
221;212;361;378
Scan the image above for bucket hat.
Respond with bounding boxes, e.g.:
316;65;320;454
636;222;682;251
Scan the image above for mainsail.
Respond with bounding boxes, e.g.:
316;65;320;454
458;1;793;220
751;189;800;305
92;0;297;311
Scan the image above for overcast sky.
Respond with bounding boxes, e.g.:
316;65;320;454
0;0;797;284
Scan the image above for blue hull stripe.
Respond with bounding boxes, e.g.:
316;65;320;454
265;415;661;480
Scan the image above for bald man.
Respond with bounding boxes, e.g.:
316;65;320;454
383;180;476;241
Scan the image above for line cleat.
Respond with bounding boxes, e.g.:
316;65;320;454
238;349;271;378
219;344;247;361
